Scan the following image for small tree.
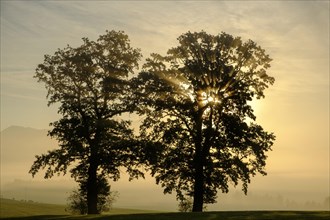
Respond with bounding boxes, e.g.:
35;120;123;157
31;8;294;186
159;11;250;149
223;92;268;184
178;197;193;212
66;190;87;215
66;175;118;214
133;31;275;212
30;30;143;214
178;197;207;212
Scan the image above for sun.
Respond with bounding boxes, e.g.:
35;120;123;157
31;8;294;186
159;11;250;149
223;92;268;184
207;96;215;103
180;81;226;108
179;79;261;124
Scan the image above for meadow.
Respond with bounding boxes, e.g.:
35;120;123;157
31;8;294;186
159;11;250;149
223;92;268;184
1;198;329;220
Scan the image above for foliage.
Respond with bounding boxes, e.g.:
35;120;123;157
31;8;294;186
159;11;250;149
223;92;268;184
178;197;193;212
29;30;143;214
66;176;118;214
178;197;207;212
133;31;275;211
66;190;87;215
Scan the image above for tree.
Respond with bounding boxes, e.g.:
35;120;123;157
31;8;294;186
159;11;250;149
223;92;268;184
29;30;143;214
133;31;275;212
178;197;193;212
66;175;119;214
67;189;87;215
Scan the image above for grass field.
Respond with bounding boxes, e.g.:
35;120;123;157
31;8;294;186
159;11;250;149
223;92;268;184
0;198;159;218
0;198;67;217
1;198;329;220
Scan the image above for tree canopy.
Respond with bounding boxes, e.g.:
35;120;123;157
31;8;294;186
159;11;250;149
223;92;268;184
29;30;143;214
30;30;275;214
133;31;275;212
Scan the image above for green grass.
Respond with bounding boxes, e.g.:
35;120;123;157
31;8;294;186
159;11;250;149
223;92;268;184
0;198;67;218
2;211;330;220
0;198;158;218
1;198;329;220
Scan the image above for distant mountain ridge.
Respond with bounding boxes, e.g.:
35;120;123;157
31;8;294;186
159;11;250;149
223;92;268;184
0;125;57;166
0;125;60;187
1;125;48;133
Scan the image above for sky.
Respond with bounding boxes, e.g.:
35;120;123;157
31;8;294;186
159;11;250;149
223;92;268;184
0;0;329;210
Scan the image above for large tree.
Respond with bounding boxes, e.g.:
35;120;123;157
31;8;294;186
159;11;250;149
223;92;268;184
29;30;143;214
133;31;275;212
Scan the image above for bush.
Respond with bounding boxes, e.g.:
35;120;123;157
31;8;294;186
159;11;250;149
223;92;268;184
178;197;207;212
178;197;193;212
66;176;118;214
66;190;88;214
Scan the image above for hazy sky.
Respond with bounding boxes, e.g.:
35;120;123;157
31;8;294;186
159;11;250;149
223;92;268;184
1;0;329;210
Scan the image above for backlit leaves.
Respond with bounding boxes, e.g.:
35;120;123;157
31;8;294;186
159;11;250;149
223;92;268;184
135;31;275;205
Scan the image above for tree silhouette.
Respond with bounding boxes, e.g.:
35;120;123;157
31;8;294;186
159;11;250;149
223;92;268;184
29;30;143;214
133;31;275;212
66;175;118;214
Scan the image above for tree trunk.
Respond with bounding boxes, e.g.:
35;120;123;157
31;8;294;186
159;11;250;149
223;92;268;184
192;156;204;212
192;110;204;212
192;105;214;212
87;159;98;214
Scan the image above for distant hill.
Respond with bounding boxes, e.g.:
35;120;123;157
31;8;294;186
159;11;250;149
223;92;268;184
0;126;61;182
0;126;75;204
0;126;56;167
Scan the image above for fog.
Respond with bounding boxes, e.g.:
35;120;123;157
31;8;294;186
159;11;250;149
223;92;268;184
1;0;329;212
1;126;328;211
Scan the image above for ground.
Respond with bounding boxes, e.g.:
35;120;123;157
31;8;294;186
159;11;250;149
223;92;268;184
1;198;329;220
